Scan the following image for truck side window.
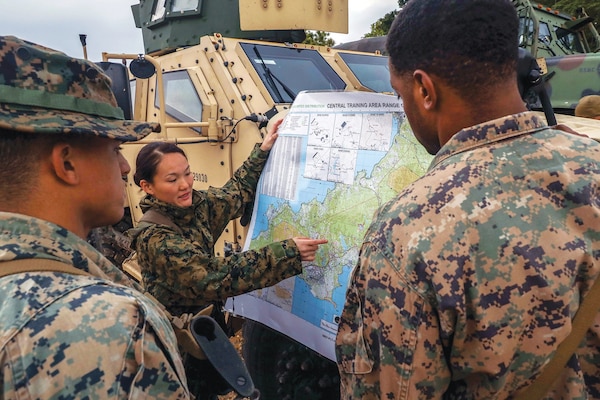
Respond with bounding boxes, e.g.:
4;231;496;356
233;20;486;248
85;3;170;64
154;70;203;132
151;0;166;21
337;53;394;94
172;0;199;13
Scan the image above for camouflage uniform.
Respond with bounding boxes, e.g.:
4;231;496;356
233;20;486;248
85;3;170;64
127;143;302;398
0;213;190;399
335;112;600;399
0;35;188;399
128;143;302;316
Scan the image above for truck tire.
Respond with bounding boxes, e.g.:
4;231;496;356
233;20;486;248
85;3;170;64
242;320;340;400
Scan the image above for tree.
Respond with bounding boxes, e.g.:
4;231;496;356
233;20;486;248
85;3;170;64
303;31;336;47
363;0;407;38
362;0;600;41
364;10;398;38
550;0;600;23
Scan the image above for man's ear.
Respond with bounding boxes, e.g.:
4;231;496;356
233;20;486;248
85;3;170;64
413;70;437;111
51;143;79;185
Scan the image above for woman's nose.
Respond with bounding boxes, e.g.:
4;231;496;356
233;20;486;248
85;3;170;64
179;178;191;189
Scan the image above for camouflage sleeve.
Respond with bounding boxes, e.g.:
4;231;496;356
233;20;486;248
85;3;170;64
138;226;302;305
203;144;269;236
336;241;450;400
2;278;189;399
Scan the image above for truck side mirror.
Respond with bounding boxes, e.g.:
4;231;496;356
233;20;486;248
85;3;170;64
129;58;156;79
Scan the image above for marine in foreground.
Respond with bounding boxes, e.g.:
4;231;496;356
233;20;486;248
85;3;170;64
336;1;600;398
0;36;190;398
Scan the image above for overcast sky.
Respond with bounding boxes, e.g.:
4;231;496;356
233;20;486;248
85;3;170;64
0;0;398;61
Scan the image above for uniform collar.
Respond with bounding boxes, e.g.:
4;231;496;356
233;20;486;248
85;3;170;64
431;112;548;169
139;192;198;227
0;212;137;288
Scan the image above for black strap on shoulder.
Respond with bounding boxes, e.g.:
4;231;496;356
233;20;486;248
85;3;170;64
139;209;183;235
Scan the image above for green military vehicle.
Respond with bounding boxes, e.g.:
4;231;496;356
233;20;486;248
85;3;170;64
335;0;600;115
90;0;600;399
513;0;600;113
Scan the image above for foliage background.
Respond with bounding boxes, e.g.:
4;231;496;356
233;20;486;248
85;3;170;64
304;0;600;46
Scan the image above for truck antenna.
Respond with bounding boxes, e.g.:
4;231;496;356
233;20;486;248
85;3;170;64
79;34;88;60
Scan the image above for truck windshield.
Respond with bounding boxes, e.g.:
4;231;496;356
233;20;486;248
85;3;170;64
240;43;346;103
337;52;393;93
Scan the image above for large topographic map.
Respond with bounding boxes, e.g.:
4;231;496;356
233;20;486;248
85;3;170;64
225;91;433;360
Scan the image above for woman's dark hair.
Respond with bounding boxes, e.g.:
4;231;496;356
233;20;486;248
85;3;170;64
386;0;519;100
133;141;187;187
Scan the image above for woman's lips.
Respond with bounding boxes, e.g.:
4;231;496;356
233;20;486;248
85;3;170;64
179;191;191;200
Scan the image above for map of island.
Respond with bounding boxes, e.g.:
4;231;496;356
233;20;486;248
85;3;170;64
225;91;433;360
